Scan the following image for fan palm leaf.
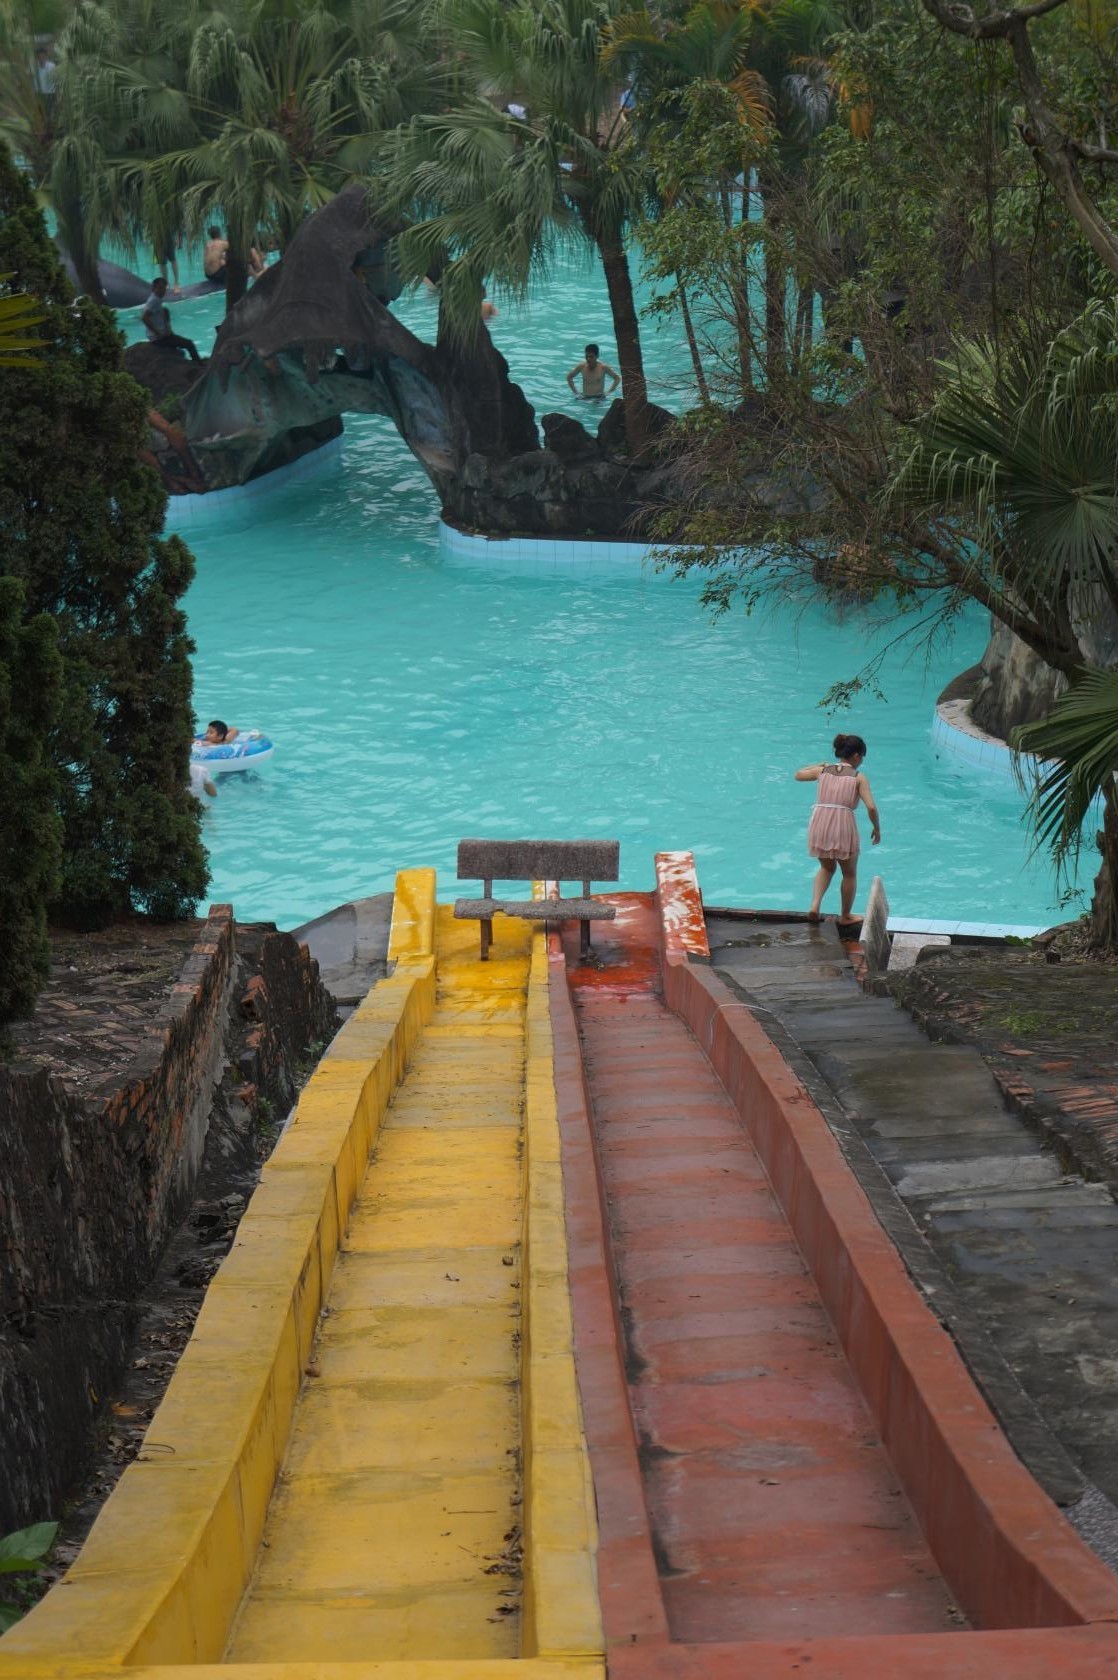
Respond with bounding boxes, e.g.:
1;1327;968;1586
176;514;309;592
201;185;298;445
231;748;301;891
1013;669;1118;879
891;301;1118;625
0;277;47;367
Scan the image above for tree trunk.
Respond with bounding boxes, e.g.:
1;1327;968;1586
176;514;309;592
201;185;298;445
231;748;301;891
1089;785;1118;948
597;233;649;452
73;249;107;308
760;173;786;390
55;200;106;307
735;174;755;393
793;283;813;371
677;275;709;404
225;252;249;315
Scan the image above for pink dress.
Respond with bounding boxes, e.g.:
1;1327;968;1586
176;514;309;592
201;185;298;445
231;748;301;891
807;766;860;859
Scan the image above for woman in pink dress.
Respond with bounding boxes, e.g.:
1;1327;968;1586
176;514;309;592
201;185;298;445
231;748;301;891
795;733;881;927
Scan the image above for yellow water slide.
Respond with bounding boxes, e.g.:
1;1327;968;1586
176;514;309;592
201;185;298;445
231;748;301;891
1;872;602;1680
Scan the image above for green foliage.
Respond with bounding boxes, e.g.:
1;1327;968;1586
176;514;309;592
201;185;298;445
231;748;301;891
46;0;438;303
383;0;656;444
0;269;46;364
0;574;62;1026
0;143;208;929
892;297;1118;662
1014;670;1118;935
0;1519;58;1631
0;0;61;191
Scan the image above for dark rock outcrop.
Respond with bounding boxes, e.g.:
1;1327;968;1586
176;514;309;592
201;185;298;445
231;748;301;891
182;185;540;506
161;185;689;536
124;341;209;410
967;622;1066;739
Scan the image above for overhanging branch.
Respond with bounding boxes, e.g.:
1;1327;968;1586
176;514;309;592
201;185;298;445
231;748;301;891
916;0;1118;278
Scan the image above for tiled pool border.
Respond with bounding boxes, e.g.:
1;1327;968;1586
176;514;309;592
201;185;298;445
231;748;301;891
438;519;663;575
166;435;345;535
931;696;1027;783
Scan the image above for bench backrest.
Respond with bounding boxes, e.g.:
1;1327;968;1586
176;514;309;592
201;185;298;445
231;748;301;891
457;838;620;885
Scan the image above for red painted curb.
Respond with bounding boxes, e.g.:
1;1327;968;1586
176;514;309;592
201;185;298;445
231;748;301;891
546;931;670;1651
607;1623;1118;1679
659;949;1118;1632
654;852;709;961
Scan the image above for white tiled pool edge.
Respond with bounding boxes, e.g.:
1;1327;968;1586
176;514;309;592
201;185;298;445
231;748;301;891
886;915;1047;939
438;519;659;573
166;434;345;535
931;696;1027;783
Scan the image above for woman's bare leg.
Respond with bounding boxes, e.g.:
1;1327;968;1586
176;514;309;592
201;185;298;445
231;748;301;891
838;857;858;918
809;858;837;916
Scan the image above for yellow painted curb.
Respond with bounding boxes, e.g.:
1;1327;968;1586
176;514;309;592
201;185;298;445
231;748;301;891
2;874;435;1671
387;866;437;960
521;933;604;1661
0;869;603;1677
0;1663;604;1679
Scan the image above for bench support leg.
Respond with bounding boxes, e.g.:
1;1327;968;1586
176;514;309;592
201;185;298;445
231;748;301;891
481;918;492;962
580;880;592;959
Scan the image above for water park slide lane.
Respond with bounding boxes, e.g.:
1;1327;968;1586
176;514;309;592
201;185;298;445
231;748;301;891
544;852;1118;1680
0;868;602;1680
8;864;1118;1680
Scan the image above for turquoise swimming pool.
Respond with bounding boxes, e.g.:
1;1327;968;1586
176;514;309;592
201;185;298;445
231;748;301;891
122;252;1068;930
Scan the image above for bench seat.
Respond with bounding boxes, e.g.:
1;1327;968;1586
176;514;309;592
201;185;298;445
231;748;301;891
454;898;616;922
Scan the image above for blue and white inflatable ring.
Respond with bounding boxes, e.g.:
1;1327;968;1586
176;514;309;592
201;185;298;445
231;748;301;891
190;730;275;773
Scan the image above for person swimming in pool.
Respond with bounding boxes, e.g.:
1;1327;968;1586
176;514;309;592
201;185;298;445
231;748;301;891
198;719;239;745
566;344;620;401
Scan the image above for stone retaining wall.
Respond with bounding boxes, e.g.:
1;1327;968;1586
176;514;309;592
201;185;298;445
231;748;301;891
234;923;339;1117
0;906;325;1532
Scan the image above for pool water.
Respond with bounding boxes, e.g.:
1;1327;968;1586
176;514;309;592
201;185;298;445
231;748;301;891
121;252;1067;929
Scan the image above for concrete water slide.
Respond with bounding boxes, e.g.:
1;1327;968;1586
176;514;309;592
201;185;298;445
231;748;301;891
5;859;1118;1680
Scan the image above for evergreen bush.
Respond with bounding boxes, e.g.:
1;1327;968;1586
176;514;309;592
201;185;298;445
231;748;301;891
0;144;208;930
0;576;62;1025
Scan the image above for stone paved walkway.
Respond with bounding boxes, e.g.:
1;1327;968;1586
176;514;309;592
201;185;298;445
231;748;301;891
705;913;1118;1567
7;921;204;1091
888;952;1118;1188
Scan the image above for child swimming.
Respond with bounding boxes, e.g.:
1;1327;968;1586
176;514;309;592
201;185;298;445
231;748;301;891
795;732;881;927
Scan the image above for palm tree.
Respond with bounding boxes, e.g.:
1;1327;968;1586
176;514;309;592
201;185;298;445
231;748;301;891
158;0;436;308
1014;672;1118;947
48;0;204;300
746;0;842;387
893;297;1118;943
603;2;771;396
0;0;63;191
384;0;657;450
50;0;436;311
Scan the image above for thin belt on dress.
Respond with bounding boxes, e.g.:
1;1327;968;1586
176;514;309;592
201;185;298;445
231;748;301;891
816;802;854;809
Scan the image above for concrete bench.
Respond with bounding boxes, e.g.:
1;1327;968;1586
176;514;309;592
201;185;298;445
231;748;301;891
453;838;619;960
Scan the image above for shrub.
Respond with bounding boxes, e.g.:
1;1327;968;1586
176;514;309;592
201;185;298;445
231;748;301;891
0;577;62;1026
0;143;208;928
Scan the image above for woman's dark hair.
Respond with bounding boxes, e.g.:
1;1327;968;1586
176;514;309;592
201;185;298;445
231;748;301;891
207;719;228;739
833;732;866;762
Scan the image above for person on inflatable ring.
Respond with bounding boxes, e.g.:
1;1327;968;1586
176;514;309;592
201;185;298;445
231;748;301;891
199;718;239;745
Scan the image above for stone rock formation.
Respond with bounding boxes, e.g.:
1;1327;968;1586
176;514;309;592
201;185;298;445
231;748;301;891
151;183;688;538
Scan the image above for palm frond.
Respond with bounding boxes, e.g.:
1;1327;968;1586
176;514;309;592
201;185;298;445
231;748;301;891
0;279;48;367
1014;668;1118;881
